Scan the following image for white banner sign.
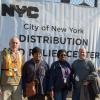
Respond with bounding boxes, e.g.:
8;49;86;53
1;1;100;67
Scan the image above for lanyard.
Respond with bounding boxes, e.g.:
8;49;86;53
59;63;68;79
59;63;71;78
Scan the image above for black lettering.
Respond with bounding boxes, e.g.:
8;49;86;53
73;51;78;57
37;36;42;43
67;38;72;45
19;48;25;55
82;39;88;45
90;52;95;58
19;35;26;42
24;24;29;30
29;49;32;56
43;49;48;57
95;52;100;58
31;36;36;42
43;36;49;43
51;26;56;31
2;4;39;18
52;50;57;57
27;35;30;42
67;51;72;57
54;37;59;44
27;7;39;18
14;5;27;17
60;37;66;44
50;37;53;44
2;4;14;16
76;39;82;45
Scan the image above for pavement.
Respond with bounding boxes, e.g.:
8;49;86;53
22;97;71;100
22;96;100;100
0;94;100;100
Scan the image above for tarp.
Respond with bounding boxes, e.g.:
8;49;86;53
1;0;100;67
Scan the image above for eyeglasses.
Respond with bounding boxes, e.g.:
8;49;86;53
33;53;42;57
60;54;66;57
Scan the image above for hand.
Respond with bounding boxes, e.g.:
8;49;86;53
0;89;2;95
49;90;54;99
23;89;26;97
46;91;54;100
83;81;89;86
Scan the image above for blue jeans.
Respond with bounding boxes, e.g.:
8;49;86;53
72;81;81;100
54;90;68;100
72;87;80;100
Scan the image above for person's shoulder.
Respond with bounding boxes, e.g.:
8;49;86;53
72;59;79;64
41;60;48;65
18;50;23;56
85;59;94;65
41;60;49;69
50;61;59;69
51;61;58;65
65;61;71;68
71;59;80;68
65;61;70;65
23;59;33;66
1;48;9;55
85;59;92;62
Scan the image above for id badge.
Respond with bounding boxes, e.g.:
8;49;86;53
14;67;17;72
75;75;79;81
64;78;67;83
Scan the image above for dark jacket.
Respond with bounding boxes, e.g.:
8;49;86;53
72;59;98;100
49;60;72;91
22;59;50;95
87;72;100;95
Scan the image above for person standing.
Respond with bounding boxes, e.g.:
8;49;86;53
49;49;72;100
72;47;97;100
0;36;23;100
22;47;50;100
